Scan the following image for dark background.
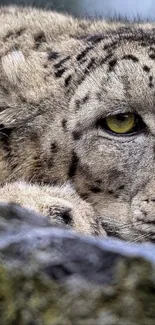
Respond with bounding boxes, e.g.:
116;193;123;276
0;0;154;20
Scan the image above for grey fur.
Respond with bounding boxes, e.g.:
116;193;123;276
0;6;155;241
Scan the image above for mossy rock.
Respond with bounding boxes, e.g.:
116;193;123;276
0;203;155;324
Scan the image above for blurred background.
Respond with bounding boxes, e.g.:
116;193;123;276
0;0;155;20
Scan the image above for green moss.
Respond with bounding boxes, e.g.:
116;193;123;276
0;258;155;325
0;266;16;324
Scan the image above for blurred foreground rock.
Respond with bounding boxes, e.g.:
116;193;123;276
0;203;155;325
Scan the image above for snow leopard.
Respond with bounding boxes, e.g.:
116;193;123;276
0;6;155;242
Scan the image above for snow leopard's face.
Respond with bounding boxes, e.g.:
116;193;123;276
68;30;155;241
0;9;155;241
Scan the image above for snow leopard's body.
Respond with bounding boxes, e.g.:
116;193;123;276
0;6;155;241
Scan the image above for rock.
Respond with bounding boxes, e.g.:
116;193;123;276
0;202;155;324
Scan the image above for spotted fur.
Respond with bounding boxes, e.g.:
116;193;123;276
0;6;155;241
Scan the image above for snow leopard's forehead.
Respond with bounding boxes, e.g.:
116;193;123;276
39;26;155;108
1;22;155;99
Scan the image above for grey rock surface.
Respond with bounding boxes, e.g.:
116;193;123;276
0;202;155;324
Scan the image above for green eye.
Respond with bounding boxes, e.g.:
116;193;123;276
96;113;146;135
106;113;135;134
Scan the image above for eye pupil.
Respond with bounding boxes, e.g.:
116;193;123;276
115;114;128;122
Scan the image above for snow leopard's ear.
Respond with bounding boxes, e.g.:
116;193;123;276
1;50;25;84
